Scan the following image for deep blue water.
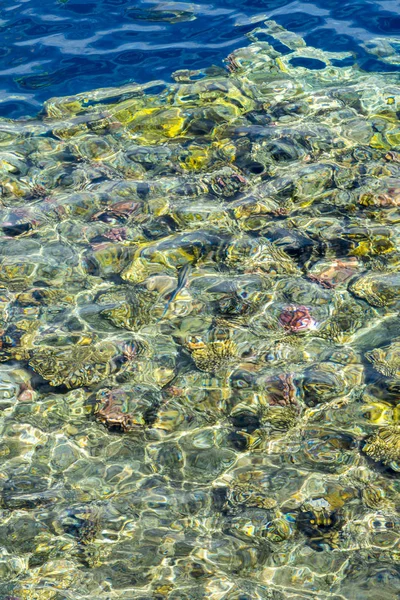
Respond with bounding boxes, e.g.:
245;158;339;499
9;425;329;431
1;0;400;119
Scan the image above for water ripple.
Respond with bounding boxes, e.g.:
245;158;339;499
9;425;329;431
0;0;399;115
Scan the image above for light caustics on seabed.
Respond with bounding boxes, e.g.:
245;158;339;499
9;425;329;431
0;20;399;600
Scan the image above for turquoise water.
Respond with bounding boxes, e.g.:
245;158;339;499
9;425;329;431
0;3;400;600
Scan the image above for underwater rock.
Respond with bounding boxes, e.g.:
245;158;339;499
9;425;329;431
278;305;315;332
301;356;363;406
363;425;400;470
88;285;160;331
366;340;400;377
185;337;238;373
93;384;161;431
350;273;400;308
29;339;128;388
318;294;375;343
307;258;360;288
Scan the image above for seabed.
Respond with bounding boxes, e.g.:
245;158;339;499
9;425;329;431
0;21;399;600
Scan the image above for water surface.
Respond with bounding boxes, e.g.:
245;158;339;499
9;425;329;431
0;3;400;600
1;0;400;117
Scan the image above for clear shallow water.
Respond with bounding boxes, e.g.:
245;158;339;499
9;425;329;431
1;0;400;118
1;4;400;600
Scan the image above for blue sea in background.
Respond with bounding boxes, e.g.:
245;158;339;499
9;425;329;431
0;0;400;119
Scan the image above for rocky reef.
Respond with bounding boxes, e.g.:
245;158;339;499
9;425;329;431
0;20;399;600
